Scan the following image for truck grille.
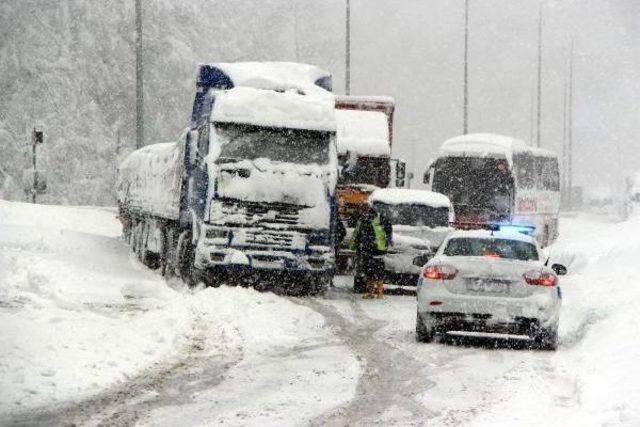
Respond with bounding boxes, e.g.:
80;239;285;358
221;202;300;227
234;229;305;250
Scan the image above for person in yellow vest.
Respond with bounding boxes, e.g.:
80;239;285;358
350;203;392;298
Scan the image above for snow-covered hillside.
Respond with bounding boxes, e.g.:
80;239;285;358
0;0;342;206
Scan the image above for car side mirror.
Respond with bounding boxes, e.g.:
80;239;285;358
551;263;568;276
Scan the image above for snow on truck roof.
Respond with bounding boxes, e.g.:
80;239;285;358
370;188;451;208
211;86;336;132
335;109;390;156
440;133;557;160
198;62;332;97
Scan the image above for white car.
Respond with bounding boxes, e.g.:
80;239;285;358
370;188;454;287
415;229;566;350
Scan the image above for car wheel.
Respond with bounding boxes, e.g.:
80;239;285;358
416;312;435;343
536;327;558;351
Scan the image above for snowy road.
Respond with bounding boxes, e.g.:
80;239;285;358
2;201;640;426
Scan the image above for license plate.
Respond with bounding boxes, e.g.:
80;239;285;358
466;279;510;294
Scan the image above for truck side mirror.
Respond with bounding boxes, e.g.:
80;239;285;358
395;160;406;187
423;170;431;184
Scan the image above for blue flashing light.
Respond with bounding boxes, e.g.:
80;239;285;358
497;224;536;236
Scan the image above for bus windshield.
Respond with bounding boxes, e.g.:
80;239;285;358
432;156;514;222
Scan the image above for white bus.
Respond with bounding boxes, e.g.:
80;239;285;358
423;133;560;246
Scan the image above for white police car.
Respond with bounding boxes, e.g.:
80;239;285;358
415;228;566;350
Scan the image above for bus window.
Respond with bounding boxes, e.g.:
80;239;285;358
514;153;535;189
540;157;560;191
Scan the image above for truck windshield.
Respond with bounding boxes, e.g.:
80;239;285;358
373;202;449;227
432;156;514;222
338;156;390;187
443;237;539;261
215;123;331;165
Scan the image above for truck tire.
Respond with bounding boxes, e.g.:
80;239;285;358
309;273;332;296
416;312;435;343
176;231;200;287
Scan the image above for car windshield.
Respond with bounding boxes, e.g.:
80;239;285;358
373;202;449;227
443;237;539;261
215;123;331;165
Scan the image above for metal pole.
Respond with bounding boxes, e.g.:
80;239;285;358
135;0;144;149
463;0;469;134
567;40;574;210
562;74;568;204
31;128;36;204
536;1;543;147
345;0;351;95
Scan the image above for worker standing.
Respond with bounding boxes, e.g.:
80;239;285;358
350;203;392;298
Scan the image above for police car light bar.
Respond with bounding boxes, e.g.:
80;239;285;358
496;224;536;235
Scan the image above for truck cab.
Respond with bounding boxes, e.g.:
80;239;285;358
186;63;338;293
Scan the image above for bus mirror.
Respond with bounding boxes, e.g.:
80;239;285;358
423;170;431;184
395;161;406;180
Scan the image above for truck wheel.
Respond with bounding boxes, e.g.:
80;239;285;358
416;312;435;343
309;274;332;296
535;327;558;351
176;231;199;287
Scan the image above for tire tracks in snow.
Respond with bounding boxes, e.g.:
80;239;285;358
292;288;438;426
4;307;244;427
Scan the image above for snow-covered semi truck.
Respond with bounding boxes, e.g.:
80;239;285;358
117;62;339;294
334;96;406;269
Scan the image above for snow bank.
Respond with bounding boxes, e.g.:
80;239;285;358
208;62;332;97
212;86;336;132
0;201;359;420
370;188;451;208
0;201;193;413
116;141;184;220
335;109;390;156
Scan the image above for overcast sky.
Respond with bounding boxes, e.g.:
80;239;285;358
288;0;639;189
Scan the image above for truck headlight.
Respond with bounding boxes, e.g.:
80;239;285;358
209;201;224;222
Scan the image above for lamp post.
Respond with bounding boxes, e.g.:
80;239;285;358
463;0;469;134
135;0;144;149
345;0;351;95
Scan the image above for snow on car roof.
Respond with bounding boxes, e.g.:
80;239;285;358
208;62;332;97
335;109;390;156
370;188;451;208
211;86;336;132
445;228;536;244
440;133;557;160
